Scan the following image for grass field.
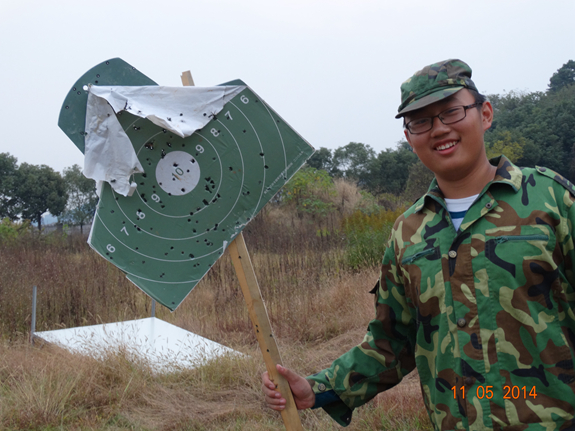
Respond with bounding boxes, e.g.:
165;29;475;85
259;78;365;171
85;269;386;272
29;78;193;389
0;195;430;430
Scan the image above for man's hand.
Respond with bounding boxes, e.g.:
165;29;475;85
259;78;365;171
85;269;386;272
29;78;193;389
261;364;316;411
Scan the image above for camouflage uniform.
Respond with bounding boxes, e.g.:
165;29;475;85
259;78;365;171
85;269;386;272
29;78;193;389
307;156;575;430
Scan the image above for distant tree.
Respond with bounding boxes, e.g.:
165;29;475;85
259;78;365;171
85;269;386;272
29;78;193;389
548;60;575;93
59;164;98;234
15;163;68;231
0;153;18;220
403;160;435;202
485;130;525;163
281;167;335;218
331;142;376;184
306;147;333;172
366;140;418;195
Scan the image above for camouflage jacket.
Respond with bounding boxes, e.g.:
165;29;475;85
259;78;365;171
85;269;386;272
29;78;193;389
307;156;575;430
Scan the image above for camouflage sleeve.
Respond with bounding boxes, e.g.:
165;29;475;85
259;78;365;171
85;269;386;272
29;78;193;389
306;235;417;426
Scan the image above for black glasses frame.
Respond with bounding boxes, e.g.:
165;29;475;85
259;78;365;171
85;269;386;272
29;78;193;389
405;102;483;134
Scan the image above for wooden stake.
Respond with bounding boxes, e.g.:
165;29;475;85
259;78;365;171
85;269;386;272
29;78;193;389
180;71;304;431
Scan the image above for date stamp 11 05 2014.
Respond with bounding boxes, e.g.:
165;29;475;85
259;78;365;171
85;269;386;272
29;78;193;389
451;385;538;400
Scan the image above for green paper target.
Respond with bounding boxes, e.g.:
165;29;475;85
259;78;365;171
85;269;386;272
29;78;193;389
59;59;314;311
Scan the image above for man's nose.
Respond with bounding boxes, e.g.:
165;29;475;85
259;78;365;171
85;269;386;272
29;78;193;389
430;116;450;137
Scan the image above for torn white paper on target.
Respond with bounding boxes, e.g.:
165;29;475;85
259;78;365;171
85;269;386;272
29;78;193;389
84;85;245;196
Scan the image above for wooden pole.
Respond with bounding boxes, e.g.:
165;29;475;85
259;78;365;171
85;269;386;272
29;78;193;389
180;71;304;430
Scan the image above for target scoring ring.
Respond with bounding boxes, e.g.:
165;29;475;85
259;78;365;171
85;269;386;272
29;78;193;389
155;151;200;196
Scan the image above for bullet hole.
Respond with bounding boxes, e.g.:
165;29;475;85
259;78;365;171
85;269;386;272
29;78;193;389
229;167;233;171
188;219;191;222
161;205;165;208
159;182;163;185
96;74;100;78
161;149;166;158
168;193;172;196
196;220;199;223
140;182;144;186
77;91;81;95
65;106;69;109
193;229;196;233
135;247;139;250
160;273;165;278
203;199;209;205
180;113;183;116
167;117;171;121
110;210;114;213
260;152;264;157
122;221;125;224
162;129;167;133
165;253;168;256
191;159;195;164
243;130;246;133
143;173;147;178
203;113;206;116
181;188;185;192
142;261;145;264
189;254;195;258
167;142;172;147
264;165;269;169
73;87;76;91
134;126;141;130
187;170;190;173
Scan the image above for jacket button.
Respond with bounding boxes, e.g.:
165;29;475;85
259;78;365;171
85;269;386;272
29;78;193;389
485;202;493;209
448;250;457;259
457;318;467;328
318;383;326;392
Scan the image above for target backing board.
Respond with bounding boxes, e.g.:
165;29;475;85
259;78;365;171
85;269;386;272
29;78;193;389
59;58;314;311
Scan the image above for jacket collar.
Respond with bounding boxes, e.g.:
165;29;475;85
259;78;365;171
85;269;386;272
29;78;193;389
414;155;523;213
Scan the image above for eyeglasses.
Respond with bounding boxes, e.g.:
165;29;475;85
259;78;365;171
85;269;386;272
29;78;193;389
405;103;483;134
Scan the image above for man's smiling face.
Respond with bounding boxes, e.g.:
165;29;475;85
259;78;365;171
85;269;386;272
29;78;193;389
403;89;493;183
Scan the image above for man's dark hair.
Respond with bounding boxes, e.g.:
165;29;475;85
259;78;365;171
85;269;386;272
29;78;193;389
469;89;487;105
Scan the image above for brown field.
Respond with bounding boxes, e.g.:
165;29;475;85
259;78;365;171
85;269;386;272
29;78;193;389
0;196;430;430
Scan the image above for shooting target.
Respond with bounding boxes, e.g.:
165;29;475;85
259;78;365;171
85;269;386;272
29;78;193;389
59;59;314;311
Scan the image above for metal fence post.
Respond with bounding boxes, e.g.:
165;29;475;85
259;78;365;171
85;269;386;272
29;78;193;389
31;285;37;345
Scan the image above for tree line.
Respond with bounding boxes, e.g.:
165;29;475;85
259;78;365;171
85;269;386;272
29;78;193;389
0;156;97;232
1;60;573;231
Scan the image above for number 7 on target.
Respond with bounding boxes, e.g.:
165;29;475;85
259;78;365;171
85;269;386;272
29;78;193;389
181;71;304;431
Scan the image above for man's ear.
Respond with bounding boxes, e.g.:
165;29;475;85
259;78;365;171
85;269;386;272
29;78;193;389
404;129;416;154
481;101;494;131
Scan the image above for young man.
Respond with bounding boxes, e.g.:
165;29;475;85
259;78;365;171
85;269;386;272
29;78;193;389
262;59;575;430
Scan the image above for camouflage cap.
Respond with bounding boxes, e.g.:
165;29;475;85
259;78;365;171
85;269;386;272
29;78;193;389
395;59;478;119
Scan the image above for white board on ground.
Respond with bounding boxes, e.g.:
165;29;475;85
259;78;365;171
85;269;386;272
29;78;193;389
35;317;241;372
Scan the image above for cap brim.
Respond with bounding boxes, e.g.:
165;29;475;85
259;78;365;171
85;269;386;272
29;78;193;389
395;86;464;119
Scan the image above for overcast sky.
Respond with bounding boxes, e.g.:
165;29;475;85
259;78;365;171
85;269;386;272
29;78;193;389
1;0;573;174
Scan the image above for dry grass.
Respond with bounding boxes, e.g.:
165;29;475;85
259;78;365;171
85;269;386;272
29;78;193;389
0;200;431;430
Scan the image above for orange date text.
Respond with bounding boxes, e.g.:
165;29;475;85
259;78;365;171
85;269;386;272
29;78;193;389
451;385;537;399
